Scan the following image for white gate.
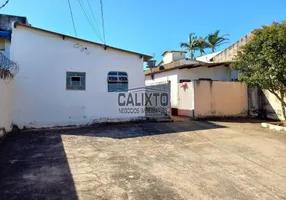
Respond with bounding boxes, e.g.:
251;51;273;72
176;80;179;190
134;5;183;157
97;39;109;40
178;82;195;117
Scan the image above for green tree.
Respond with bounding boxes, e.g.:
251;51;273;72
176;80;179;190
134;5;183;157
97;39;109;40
231;21;286;119
180;33;198;59
207;30;229;52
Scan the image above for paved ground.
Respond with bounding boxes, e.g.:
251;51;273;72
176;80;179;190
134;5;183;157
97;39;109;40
0;119;286;200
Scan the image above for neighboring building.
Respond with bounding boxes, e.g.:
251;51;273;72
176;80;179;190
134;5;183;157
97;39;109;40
3;19;152;128
161;50;186;65
145;50;238;115
0;14;28;31
196;51;221;63
212;31;254;62
0;14;29;58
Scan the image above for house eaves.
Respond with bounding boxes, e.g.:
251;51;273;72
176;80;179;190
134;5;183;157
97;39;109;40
145;59;201;75
145;60;230;76
13;23;152;61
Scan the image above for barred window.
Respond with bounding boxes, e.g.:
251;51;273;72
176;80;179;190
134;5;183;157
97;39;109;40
66;72;86;90
107;71;128;92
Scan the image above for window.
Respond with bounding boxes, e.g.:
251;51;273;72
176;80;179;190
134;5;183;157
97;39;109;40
179;79;191;83
0;38;5;51
66;72;86;90
107;71;128;92
199;78;212;81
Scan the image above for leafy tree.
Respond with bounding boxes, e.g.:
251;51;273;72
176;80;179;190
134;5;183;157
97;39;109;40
180;33;198;59
207;30;229;52
231;21;286;119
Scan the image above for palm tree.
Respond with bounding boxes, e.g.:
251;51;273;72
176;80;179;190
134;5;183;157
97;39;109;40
196;37;208;56
207;30;229;52
180;33;198;59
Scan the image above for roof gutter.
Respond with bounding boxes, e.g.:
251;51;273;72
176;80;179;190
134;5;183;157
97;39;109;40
13;22;152;61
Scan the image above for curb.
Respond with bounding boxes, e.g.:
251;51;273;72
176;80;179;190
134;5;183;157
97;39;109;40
261;122;286;132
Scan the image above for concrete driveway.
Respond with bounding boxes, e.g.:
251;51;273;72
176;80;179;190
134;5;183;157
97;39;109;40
0;119;286;200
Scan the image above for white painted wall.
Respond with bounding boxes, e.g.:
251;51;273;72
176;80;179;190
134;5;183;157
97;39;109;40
11;26;146;128
162;52;185;65
0;78;14;137
261;90;285;120
178;65;231;81
172;52;185;62
145;70;178;108
162;53;173;65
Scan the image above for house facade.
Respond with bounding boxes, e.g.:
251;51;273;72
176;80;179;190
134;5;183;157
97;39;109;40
4;22;152;128
145;51;238;115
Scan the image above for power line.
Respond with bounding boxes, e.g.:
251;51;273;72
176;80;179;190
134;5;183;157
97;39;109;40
99;0;106;44
67;0;77;37
86;0;102;38
0;0;9;9
77;0;104;43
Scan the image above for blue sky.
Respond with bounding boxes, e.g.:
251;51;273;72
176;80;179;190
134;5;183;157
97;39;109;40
1;0;286;63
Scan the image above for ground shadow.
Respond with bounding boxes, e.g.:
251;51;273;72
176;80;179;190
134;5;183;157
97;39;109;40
195;117;276;124
60;120;226;139
0;120;225;199
0;130;78;200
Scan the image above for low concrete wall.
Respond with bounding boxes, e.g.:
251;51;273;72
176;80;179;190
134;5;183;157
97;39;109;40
0;78;14;138
248;88;286;121
194;80;248;118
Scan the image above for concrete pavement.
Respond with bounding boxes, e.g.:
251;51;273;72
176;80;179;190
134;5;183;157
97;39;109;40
0;119;285;200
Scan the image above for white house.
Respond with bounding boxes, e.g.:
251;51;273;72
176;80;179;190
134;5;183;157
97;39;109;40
0;15;30;135
145;50;238;115
2;22;152;128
